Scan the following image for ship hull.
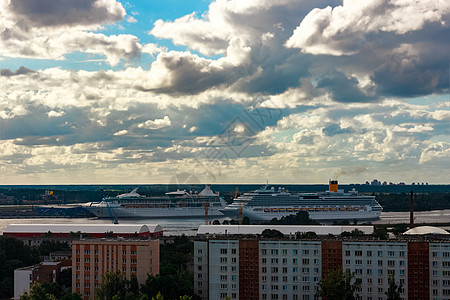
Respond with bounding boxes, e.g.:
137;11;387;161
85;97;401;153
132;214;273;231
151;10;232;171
220;207;381;222
83;205;224;219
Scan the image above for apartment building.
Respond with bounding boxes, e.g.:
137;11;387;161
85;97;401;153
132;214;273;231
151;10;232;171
72;239;159;299
14;262;62;299
194;229;450;300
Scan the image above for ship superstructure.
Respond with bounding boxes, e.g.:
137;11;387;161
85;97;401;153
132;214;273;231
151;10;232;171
83;185;226;219
219;180;382;222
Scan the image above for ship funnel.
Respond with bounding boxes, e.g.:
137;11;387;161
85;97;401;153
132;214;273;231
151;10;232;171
329;180;338;192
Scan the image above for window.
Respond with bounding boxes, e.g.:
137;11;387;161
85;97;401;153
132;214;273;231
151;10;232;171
377;251;383;257
231;266;236;272
302;268;309;273
220;257;227;263
399;270;405;275
378;269;383;275
303;276;309;282
84;250;90;254
388;260;395;267
220;249;227;254
271;276;278;282
399;251;405;257
293;249;298;255
282;258;287;264
232;258;237;263
378;260;383;266
262;249;267;255
293;258;298;264
345;250;351;256
367;269;372;275
282;276;287;282
302;250;310;255
220;275;227;281
355;251;362;256
432;251;438;257
231;249;237;254
271;267;279;273
220;284;227;289
272;258;278;264
356;260;362;265
282;249;287;255
387;251;394;257
367;251;372;257
293;276;298;282
271;249;278;255
302;259;309;264
293;267;298;273
356;269;362;275
399;260;405;266
221;266;227;272
262;267;267;273
314;250;319;255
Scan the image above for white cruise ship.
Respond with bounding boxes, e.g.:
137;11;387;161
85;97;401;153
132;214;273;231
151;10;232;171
219;181;382;223
82;185;226;219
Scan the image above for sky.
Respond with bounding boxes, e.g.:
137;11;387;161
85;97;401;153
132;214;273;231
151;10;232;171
0;0;449;185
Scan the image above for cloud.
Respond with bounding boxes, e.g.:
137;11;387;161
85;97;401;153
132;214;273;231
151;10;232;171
138;116;171;129
8;0;125;28
286;0;450;55
0;66;36;76
0;0;145;65
127;16;137;23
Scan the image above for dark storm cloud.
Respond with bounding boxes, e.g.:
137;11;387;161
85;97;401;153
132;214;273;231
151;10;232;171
317;71;376;102
0;66;36;76
9;0;125;28
322;124;355;136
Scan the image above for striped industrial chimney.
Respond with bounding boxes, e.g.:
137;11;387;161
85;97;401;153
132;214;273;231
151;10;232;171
409;191;414;229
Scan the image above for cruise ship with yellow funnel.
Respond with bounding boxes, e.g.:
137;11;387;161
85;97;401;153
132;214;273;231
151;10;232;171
219;180;382;223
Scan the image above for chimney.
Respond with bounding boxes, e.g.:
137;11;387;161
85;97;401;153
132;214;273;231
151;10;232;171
409;191;414;229
329;180;338;192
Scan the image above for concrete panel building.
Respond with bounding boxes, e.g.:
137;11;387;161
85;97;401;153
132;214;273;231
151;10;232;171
72;239;159;299
14;262;61;299
194;226;450;300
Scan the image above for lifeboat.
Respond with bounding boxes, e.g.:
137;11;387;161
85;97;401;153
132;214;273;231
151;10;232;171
353;207;360;211
264;208;270;212
330;207;337;211
279;208;285;212
272;208;279;212
346;207;353;211
322;207;329;211
294;208;300;211
315;207;321;211
300;207;306;211
287;208;293;212
308;207;314;211
339;207;345;211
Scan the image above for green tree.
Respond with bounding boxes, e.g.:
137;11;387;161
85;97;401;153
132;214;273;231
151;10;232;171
95;271;138;300
385;274;402;300
242;216;250;225
38;240;71;256
316;269;361;300
268;211;319;225
373;226;389;240
19;282;57;300
261;229;284;239
0;236;41;298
